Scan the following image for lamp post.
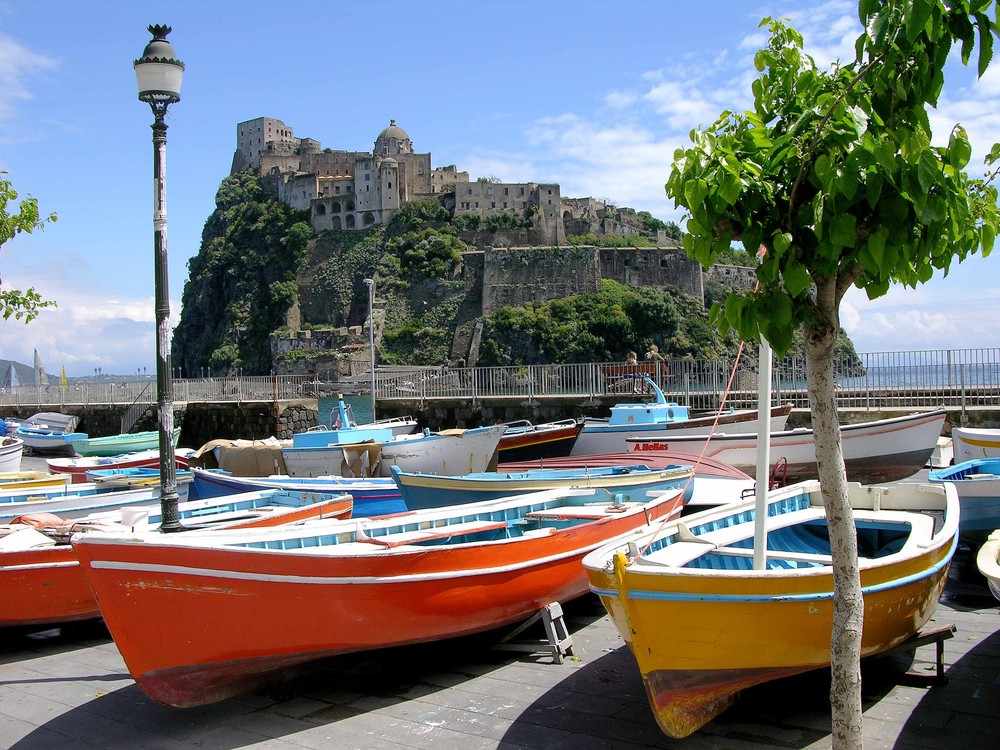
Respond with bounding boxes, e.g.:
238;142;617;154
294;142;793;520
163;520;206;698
363;278;376;421
135;24;184;532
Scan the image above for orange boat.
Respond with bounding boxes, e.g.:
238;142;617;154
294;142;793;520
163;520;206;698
73;485;685;707
0;489;351;629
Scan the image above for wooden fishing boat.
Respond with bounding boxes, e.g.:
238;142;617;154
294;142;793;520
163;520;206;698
190;467;406;517
582;479;958;738
0;471;72;492
46;447;196;483
72;484;685;707
976;530;1000;601
571;377;791;456
500;450;755;508
627;409;947;484
0;436;23;473
928;458;1000;542
390;463;694;510
0;489;352;629
16;412;88;455
281;424;506;478
0;482;192;524
496;418;582;463
952;426;1000;463
68;428;180;457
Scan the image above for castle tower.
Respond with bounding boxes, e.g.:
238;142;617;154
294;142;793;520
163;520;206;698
374;119;413;158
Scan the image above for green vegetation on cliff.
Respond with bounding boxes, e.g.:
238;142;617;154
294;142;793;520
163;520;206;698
172;176;858;375
478;280;745;365
171;172;311;374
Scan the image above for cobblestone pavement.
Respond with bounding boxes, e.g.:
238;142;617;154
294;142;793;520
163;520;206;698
2;462;998;748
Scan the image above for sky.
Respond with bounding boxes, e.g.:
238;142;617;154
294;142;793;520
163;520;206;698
1;0;999;377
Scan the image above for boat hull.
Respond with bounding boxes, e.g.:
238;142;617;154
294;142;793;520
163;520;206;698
583;481;958;738
47;448;194;483
952;426;1000;463
572;407;791;456
282;425;505;479
0;545;101;627
392;464;694;510
496;420;581;463
190;468;405;517
74;487;683;707
628;409;946;483
70;429;180;457
0;438;25;473
928;458;1000;540
977;530;1000;601
1;490;352;629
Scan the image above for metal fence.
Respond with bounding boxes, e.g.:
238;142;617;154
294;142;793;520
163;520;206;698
2;349;999;414
0;375;312;411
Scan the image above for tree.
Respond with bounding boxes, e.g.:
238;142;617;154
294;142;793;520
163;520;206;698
0;172;57;322
664;3;999;747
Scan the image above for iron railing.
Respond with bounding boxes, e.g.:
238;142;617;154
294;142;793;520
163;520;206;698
2;349;998;415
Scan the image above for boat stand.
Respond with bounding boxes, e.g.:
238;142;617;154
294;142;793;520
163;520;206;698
493;602;574;664
881;623;956;686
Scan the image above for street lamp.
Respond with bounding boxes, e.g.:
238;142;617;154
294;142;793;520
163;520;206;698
135;24;184;532
363;278;376;421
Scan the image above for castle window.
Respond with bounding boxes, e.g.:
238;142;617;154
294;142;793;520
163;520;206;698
316;204;327;215
504;188;509;195
503;202;508;208
491;202;496;208
475;202;479;208
387;182;392;188
336;186;341;194
519;188;525;196
547;189;552;195
467;188;472;194
365;173;371;181
487;187;493;195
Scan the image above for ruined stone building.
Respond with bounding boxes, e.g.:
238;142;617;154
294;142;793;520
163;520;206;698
233;116;565;243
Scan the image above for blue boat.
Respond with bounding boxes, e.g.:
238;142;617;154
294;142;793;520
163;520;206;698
190;467;405;517
928;458;1000;541
390;463;694;511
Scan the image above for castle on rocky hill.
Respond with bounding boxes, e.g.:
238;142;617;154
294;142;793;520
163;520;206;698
232;116;676;247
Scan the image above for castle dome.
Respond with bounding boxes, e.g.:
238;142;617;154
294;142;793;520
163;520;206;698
374;119;412;156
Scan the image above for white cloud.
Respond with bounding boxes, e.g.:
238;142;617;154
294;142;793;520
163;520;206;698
0;274;179;376
0;32;55;121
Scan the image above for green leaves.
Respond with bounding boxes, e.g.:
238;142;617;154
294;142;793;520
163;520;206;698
665;6;1000;359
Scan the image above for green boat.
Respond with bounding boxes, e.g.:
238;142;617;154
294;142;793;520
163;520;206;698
69;428;181;457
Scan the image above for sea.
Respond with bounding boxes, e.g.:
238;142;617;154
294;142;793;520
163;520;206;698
318;395;373;428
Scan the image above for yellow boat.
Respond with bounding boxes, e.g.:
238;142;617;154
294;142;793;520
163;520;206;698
582;479;959;738
0;471;73;493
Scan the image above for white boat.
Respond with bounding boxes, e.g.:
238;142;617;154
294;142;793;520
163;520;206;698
976;530;1000;601
0;483;191;524
952;426;1000;463
627;409;947;484
570;377;791;456
47;447;196;483
15;412;87;455
928;458;1000;542
281;424;507;478
0;437;23;473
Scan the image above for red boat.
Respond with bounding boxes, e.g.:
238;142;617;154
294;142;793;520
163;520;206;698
73;485;684;707
496;418;582;462
0;489;352;629
46;448;195;484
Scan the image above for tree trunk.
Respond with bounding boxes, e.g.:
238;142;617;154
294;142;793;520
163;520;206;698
804;286;864;749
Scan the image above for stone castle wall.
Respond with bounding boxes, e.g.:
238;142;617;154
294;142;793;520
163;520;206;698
482;246;602;314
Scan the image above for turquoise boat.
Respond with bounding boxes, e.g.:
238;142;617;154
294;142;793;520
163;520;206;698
69;428;180;457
